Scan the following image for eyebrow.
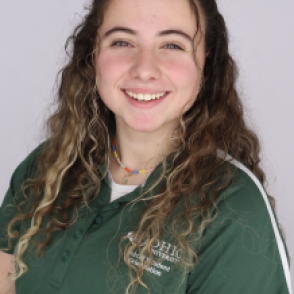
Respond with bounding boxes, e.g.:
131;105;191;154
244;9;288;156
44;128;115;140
102;26;193;42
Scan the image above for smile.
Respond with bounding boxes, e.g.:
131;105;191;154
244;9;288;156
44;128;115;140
122;89;170;108
124;90;169;101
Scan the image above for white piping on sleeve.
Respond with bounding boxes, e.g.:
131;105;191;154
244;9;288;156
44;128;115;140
217;150;293;294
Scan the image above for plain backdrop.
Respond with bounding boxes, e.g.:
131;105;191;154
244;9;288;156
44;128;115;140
0;0;293;286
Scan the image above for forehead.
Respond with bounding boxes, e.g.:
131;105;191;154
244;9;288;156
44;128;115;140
100;0;197;36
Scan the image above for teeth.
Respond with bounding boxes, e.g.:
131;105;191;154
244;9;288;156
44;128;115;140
125;90;167;101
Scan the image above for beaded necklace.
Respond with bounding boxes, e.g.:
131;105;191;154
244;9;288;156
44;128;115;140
112;138;155;184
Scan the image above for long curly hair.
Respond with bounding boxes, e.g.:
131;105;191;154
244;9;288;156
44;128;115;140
5;0;275;293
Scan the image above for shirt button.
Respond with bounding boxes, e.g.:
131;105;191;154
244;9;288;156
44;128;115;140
94;216;102;224
62;250;70;261
74;230;83;239
111;202;120;209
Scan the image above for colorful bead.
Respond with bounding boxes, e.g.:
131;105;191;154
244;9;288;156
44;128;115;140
112;138;155;176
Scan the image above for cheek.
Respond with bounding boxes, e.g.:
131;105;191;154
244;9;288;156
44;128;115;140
164;57;200;89
163;58;200;115
96;52;128;86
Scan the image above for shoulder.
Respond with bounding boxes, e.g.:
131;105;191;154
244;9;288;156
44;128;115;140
15;141;48;176
214;152;280;238
215;155;271;222
8;141;48;195
186;152;292;294
214;151;289;267
0;142;49;253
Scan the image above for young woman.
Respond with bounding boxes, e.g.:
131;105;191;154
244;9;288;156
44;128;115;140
0;0;292;293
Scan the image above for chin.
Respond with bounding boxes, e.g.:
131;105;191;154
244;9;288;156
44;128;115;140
126;119;163;133
128;124;159;133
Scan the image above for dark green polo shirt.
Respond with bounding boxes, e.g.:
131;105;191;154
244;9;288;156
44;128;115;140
0;144;292;294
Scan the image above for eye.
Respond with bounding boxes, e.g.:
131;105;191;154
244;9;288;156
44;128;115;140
163;43;184;50
110;40;132;47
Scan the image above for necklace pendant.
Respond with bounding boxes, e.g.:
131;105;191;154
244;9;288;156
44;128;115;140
123;175;128;185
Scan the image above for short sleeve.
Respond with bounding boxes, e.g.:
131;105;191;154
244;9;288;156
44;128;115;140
0;143;46;254
186;166;292;294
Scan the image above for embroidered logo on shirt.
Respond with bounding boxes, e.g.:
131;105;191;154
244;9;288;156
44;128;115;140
127;232;182;277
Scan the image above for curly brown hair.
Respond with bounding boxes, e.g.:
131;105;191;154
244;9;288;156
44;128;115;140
5;0;274;293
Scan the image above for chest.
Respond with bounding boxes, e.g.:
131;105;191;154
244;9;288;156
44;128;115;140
16;195;189;294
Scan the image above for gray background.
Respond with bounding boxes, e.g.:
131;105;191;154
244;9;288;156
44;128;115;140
0;0;293;287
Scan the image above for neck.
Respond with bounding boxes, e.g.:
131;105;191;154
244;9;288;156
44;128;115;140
113;121;178;172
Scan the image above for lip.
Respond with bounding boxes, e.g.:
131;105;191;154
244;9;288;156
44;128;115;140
121;89;170;109
122;88;170;94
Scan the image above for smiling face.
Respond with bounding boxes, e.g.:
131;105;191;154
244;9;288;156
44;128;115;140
96;0;206;134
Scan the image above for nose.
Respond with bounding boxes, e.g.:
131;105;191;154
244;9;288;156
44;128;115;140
130;47;161;82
